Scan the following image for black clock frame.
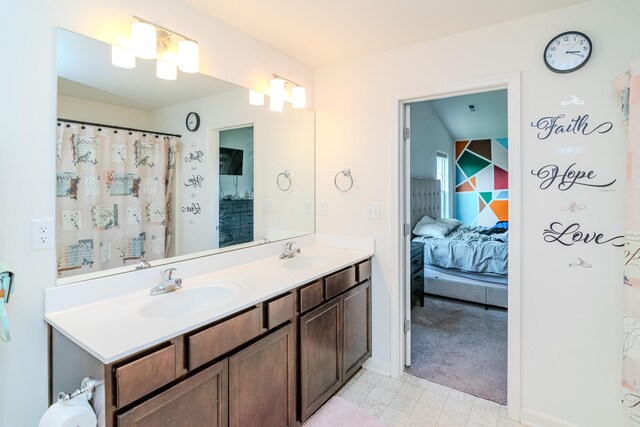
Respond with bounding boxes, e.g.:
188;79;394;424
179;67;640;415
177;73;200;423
186;112;200;132
543;31;592;74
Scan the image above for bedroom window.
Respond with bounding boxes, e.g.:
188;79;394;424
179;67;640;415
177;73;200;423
436;151;449;217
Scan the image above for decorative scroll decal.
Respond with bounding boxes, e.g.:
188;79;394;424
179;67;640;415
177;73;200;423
569;258;592;268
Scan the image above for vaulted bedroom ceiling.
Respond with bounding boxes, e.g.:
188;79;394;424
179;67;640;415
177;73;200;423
183;0;588;67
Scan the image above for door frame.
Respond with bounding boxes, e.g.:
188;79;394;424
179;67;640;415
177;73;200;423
391;72;522;420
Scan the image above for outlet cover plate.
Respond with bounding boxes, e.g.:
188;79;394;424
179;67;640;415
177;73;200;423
32;218;54;250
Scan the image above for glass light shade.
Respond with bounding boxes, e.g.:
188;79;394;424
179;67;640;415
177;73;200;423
178;40;199;73
156;59;177;80
132;21;157;59
270;78;285;112
292;86;306;108
249;90;265;106
111;45;136;68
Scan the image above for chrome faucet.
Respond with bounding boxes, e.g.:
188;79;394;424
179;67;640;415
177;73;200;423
149;268;183;296
279;241;301;260
135;259;151;270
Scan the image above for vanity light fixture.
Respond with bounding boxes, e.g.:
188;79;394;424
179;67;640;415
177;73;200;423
178;40;199;73
249;90;265;106
132;21;157;59
111;45;136;69
270;77;285;112
269;75;306;111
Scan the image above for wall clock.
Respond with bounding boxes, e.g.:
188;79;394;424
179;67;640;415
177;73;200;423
186;112;200;132
544;31;592;73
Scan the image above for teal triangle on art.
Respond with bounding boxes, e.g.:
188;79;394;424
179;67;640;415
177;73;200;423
456;165;467;185
458;151;491;178
496;138;508;149
480;191;493;204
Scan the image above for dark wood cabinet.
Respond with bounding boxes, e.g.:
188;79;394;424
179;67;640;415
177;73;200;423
228;324;295;427
342;280;372;380
299;262;372;422
117;359;228;427
300;297;342;421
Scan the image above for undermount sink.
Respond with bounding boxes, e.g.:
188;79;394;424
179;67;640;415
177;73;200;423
282;255;332;270
139;285;240;319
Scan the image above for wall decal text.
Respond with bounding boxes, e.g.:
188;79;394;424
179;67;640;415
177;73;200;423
543;222;624;247
531;114;613;140
531;163;616;191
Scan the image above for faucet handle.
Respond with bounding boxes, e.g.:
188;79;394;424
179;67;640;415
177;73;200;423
161;268;177;280
284;241;295;251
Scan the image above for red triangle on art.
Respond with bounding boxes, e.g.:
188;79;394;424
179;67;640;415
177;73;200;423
494;166;508;190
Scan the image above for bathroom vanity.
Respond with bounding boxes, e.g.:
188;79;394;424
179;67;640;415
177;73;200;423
46;239;373;427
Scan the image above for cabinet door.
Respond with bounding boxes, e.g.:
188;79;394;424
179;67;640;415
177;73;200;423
228;324;295;427
342;280;372;380
117;360;228;427
300;297;342;422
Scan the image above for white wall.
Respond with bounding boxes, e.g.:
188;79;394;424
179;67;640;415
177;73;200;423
57;96;150;130
315;1;640;426
0;1;313;426
409;101;455;215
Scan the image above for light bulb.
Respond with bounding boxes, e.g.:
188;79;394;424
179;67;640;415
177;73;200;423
132;21;157;59
178;40;199;73
292;86;306;108
156;59;177;80
249;90;265;106
111;46;136;68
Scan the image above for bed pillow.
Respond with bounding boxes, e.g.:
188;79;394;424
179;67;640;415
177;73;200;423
436;218;463;232
413;215;449;238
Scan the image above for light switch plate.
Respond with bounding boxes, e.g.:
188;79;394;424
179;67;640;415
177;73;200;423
366;202;381;219
319;201;328;215
32;218;54;250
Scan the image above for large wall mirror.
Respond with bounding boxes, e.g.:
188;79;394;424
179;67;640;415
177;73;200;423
56;29;315;285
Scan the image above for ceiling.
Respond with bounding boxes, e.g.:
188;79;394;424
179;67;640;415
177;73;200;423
183;0;587;67
424;90;508;140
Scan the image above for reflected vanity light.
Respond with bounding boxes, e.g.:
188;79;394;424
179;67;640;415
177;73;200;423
156;59;177;80
249;90;265;106
268;75;306;111
132;21;157;59
111;46;136;69
178;40;199;73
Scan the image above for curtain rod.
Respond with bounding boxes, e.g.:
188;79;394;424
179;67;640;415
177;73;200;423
57;118;182;138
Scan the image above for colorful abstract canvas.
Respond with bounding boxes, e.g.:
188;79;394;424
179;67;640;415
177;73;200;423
454;138;508;226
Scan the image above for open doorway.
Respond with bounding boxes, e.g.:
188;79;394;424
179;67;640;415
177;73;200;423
397;77;521;413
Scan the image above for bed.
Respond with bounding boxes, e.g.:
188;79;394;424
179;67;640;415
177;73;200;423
410;177;508;308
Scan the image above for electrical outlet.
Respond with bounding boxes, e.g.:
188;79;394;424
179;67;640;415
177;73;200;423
366;202;381;219
32;218;54;250
264;199;274;213
319;201;328;215
304;200;312;215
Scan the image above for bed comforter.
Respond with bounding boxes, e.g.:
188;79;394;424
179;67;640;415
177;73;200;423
413;225;508;275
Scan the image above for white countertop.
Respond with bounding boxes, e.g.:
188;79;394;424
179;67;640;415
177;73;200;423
45;236;373;364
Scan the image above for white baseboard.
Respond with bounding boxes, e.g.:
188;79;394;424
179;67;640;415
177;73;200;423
521;408;577;427
363;357;390;376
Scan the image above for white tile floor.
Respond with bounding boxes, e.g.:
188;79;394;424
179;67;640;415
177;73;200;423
337;368;523;427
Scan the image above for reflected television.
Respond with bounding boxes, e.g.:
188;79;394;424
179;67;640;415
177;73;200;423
219;148;243;176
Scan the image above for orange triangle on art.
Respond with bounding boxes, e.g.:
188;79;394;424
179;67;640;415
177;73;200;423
489;200;509;221
456;140;469;159
456;181;474;192
470;176;476;189
479;197;486;213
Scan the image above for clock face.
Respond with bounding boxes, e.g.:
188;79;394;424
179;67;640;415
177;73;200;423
186;112;200;132
544;31;592;73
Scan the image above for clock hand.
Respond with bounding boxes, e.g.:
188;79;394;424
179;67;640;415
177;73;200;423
566;51;584;57
565;50;581;54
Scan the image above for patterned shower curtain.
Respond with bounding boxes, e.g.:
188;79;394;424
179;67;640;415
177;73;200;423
56;121;178;279
614;59;640;424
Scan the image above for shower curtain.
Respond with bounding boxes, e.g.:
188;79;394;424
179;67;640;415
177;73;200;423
56;121;178;279
614;59;640;424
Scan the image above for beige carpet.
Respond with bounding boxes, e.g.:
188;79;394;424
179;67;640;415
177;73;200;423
303;396;385;427
406;296;508;404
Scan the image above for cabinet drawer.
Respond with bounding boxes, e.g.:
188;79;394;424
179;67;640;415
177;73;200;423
265;293;294;329
115;344;177;408
299;280;324;313
357;260;372;282
325;267;356;299
188;307;262;370
410;253;423;274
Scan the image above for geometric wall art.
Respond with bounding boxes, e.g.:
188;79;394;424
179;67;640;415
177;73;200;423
454;138;508;226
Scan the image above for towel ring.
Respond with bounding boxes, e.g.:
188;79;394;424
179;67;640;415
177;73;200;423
277;170;292;191
334;168;354;192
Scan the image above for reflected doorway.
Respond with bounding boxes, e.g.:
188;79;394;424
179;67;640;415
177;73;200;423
217;125;255;248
